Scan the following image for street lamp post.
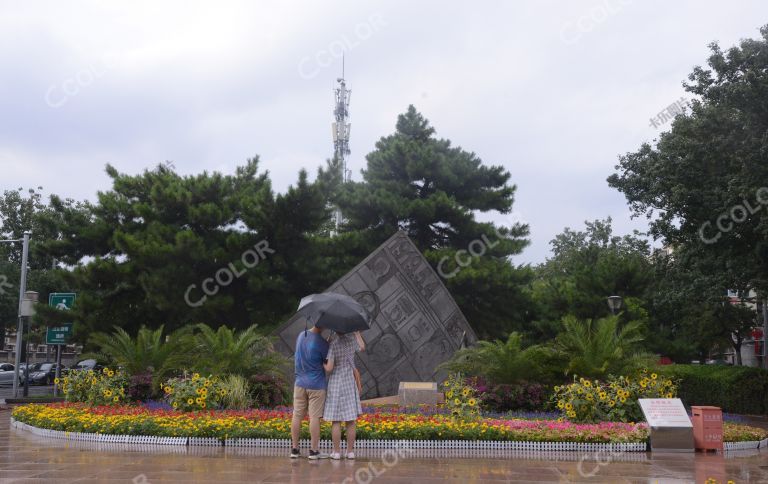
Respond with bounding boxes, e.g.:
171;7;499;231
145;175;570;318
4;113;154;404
1;231;31;398
607;295;623;315
20;291;38;397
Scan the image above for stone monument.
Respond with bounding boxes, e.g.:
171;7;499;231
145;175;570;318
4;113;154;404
273;231;478;399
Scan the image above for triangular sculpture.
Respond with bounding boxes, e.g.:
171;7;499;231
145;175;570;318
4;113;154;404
273;231;478;399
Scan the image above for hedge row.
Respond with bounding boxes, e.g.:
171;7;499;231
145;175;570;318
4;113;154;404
657;364;768;415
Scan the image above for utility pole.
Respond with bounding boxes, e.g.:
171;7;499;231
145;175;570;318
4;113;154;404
332;55;351;233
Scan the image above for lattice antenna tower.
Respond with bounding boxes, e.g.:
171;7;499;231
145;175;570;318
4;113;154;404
332;55;351;232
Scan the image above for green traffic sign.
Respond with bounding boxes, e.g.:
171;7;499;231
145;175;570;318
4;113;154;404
49;292;76;310
48;293;76;344
46;323;73;345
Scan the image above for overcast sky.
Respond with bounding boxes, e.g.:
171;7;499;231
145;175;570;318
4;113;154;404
1;1;766;264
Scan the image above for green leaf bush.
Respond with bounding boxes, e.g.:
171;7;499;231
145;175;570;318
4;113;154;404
162;374;225;411
656;364;768;415
443;373;482;419
553;369;679;423
60;368;128;406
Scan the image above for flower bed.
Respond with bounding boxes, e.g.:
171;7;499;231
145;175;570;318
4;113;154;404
13;403;648;443
13;403;767;447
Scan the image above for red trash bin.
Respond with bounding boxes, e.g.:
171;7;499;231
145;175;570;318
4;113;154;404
691;406;723;451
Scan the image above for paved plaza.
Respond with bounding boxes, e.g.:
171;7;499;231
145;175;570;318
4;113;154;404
0;407;766;483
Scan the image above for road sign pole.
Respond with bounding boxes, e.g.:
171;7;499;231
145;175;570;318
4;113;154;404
54;344;62;397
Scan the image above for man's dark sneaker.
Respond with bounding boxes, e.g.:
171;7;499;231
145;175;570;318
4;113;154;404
308;450;329;460
290;448;300;459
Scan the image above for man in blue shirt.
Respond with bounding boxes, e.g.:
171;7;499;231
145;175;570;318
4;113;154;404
290;323;330;459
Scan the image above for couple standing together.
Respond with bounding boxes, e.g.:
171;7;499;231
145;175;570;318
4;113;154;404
290;323;364;460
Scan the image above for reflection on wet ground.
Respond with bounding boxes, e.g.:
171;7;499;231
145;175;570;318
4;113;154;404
1;408;767;483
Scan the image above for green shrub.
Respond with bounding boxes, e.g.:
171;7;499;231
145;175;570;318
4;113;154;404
656;364;768;415
163;373;224;411
442;373;481;419
552;369;679;423
248;374;289;408
60;368;128;406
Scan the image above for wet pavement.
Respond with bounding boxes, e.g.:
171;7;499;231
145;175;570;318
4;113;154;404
1;407;767;483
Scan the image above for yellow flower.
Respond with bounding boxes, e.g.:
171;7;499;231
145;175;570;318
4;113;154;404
54;378;59;384
651;373;657;379
468;398;477;406
557;400;565;409
462;387;471;397
565;403;573;411
446;390;453;399
113;396;119;402
567;410;576;418
107;370;114;377
599;392;607;400
104;390;113;397
172;401;179;408
195;398;202;405
584;381;592;388
586;393;594;401
665;393;673;398
201;402;206;408
192;373;200;380
453;398;460;405
103;368;109;374
187;398;194;405
608;400;615;407
620;396;627;403
164;386;172;394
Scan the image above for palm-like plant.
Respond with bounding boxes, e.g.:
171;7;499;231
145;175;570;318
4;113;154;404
555;314;652;379
88;325;190;383
191;323;286;377
439;332;546;384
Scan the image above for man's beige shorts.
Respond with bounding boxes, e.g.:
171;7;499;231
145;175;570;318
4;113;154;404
293;385;326;419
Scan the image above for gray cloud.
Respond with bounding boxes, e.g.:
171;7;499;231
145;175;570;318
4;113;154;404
1;0;766;263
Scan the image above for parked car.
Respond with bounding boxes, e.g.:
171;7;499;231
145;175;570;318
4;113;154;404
67;359;103;373
0;363;19;386
19;362;40;378
28;362;64;385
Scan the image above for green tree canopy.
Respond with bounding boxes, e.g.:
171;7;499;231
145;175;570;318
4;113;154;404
608;25;768;298
608;26;768;364
528;218;653;342
40;159;335;336
338;106;533;339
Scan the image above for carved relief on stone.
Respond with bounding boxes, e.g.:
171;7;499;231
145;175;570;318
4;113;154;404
273;231;478;398
381;292;417;330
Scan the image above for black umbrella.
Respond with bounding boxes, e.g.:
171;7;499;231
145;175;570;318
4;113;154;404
297;292;370;333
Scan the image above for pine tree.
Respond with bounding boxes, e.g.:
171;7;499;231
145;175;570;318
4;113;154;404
339;106;532;339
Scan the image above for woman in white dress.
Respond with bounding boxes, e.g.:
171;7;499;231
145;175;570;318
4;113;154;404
323;331;363;460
